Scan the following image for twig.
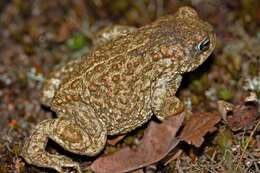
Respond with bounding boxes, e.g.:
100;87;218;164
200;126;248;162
235;120;260;170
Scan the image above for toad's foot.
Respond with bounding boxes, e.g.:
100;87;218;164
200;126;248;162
153;95;184;121
21;116;107;173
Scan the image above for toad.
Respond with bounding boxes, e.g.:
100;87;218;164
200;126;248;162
22;6;216;173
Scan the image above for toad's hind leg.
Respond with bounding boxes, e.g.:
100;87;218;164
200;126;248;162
21;112;107;173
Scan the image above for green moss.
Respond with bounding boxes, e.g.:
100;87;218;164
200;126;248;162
216;129;233;152
125;9;139;24
239;135;251;149
23;44;35;55
0;165;8;173
124;136;135;145
67;33;89;51
218;88;233;101
191;79;204;93
11;30;23;43
226;55;241;80
105;146;118;155
249;63;258;76
12;144;21;157
191;95;199;106
110;0;129;13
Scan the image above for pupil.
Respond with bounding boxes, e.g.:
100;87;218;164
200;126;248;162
199;38;210;51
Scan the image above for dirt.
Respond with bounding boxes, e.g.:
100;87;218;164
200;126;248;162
0;0;259;173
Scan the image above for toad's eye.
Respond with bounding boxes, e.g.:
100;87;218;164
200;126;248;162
197;37;210;52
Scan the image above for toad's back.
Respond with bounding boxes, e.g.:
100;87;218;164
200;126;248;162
50;27;161;134
44;7;216;135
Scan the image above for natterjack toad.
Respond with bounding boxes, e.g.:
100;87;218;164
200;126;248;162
22;7;216;173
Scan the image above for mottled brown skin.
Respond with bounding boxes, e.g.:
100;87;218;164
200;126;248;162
22;7;216;173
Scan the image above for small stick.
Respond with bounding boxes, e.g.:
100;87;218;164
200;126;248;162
235;120;260;170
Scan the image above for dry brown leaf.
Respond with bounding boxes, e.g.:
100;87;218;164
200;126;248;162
226;102;259;131
180;112;221;147
90;113;185;173
218;94;259;131
107;134;126;145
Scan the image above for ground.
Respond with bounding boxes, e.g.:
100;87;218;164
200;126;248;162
0;0;259;173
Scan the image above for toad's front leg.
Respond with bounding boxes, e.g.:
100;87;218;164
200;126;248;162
21;106;107;173
151;75;184;121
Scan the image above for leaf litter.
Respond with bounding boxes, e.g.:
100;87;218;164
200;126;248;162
218;92;259;131
0;1;259;173
90;110;222;173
